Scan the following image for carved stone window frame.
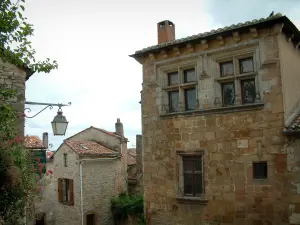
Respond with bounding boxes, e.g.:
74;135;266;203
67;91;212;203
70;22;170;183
175;150;208;205
213;46;261;107
157;59;199;114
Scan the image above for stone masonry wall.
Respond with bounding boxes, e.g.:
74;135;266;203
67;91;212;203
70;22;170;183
40;144;123;225
140;25;292;225
0;57;27;136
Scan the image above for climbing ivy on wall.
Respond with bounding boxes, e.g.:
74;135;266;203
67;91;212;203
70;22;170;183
111;193;145;225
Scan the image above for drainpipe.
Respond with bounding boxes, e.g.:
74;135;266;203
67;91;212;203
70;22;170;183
79;157;118;225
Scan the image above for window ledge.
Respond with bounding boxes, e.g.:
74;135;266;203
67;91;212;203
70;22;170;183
161;102;264;118
176;196;208;205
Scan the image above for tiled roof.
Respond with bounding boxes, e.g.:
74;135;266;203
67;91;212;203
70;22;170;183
286;115;300;132
24;135;45;149
127;148;136;166
65;140;119;157
130;13;299;57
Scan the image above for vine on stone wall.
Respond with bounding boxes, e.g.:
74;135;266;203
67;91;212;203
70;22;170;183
0;84;46;225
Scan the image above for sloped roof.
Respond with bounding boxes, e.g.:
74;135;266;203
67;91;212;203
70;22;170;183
285;115;300;132
24;135;45;149
65;126;128;141
65;140;119;157
130;13;300;58
127;148;136;166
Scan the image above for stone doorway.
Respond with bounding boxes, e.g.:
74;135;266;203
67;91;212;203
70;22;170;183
86;213;95;225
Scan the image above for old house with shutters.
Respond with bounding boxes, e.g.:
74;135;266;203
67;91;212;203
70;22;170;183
35;119;134;225
130;13;300;224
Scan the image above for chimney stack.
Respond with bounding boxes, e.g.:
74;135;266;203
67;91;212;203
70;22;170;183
42;132;48;149
157;20;175;44
115;118;124;137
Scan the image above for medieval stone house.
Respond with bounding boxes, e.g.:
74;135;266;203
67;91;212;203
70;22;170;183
34;119;139;225
130;14;300;224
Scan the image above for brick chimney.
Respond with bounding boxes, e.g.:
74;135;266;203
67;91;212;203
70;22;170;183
42;132;48;148
157;20;175;44
115;118;124;137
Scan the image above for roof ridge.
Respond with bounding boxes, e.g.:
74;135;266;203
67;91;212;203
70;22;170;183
131;13;286;56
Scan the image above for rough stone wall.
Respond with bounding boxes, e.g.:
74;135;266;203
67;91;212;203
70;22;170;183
135;134;143;193
140;25;292;225
0;57;27;136
286;138;300;225
37;144;123;225
278;33;300;121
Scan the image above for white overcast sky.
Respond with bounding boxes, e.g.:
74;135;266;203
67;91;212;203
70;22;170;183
24;0;300;151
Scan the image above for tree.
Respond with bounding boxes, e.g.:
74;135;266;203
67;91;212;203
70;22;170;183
0;0;58;73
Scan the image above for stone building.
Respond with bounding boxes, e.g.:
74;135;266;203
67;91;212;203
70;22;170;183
36;119;129;225
130;14;300;224
0;56;34;136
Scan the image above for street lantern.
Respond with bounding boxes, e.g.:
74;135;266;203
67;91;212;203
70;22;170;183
51;108;69;136
25;101;71;136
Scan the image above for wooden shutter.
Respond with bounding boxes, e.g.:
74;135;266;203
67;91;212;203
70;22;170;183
58;178;63;202
69;179;74;206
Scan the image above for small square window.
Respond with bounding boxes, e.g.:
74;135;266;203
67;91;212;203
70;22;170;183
168;91;179;112
253;162;268;179
183;156;203;196
168;72;179;86
241;79;256;104
222;82;235;106
184;69;196;83
240;57;254;74
184;88;196;111
220;61;234;77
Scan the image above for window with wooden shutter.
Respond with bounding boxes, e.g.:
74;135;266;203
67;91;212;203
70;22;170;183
58;178;63;202
69;179;74;206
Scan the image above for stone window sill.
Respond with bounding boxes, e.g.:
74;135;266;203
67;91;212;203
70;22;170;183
176;196;208;205
161;102;264;118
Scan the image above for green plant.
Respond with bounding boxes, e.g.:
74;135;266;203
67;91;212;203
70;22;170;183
1;0;57;73
0;84;42;225
111;193;144;224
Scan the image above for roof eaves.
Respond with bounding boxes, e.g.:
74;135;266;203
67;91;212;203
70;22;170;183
130;14;299;58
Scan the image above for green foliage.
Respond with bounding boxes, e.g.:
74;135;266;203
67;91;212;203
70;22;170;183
111;193;144;224
0;0;58;73
0;84;40;225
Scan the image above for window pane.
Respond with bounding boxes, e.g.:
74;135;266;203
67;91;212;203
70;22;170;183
194;174;203;195
184;174;193;195
240;57;254;73
184;88;196;111
241;79;256;104
169;91;179;112
222;82;235;106
168;72;179;86
183;160;193;172
220;61;234;77
194;158;202;172
184;69;196;83
65;179;70;201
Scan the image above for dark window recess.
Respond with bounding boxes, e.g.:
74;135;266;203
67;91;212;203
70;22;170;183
220;61;234;77
58;178;74;205
222;82;235;106
168;72;179;86
184;88;196;111
253;162;268;179
240;57;254;74
63;153;67;167
183;156;203;196
241;79;256;104
184;69;196;83
86;214;95;225
62;179;70;202
169;91;179;112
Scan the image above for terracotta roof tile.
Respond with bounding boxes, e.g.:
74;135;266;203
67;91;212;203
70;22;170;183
127;148;136;166
130;13;297;57
65;140;119;157
24;135;45;149
286;115;300;131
